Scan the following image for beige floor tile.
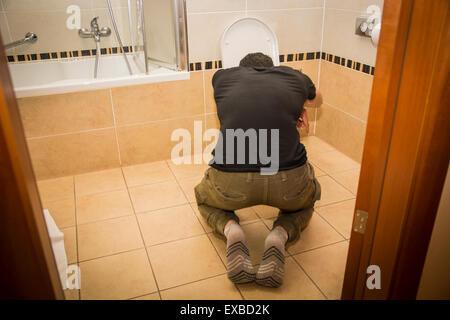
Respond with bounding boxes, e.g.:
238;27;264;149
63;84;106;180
209;221;272;266
252;205;279;219
294;241;349;300
235;207;260;225
301;136;336;155
286;214;345;255
137;204;204;246
129;180;188;213
315;175;355;207
64;289;79;300
77;215;143;261
76;189;133;225
191;204;213;233
237;257;325;300
42;197;76;229
178;174;203;203
80;249;157;300
62;227;77;264
311;163;326;177
160;274;242;300
316;199;356;239
75;168;125;196
308;150;360;175
122;161;175;187
147;235;225;290
167;160;209;180
330;168;360;194
132;293;161;300
37;176;74;202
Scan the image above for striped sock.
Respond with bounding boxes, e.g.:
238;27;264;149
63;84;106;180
256;226;288;287
224;221;255;284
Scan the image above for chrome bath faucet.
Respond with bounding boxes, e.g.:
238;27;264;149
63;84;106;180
79;17;111;42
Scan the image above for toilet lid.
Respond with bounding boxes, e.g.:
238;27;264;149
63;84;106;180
221;18;280;69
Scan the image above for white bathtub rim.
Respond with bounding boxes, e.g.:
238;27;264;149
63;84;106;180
13;70;190;98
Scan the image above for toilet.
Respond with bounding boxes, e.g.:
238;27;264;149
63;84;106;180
221;18;280;69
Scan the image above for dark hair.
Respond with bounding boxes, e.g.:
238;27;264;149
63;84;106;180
239;52;274;68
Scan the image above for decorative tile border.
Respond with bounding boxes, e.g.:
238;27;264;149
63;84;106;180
7;47;375;76
189;51;375;76
7;46;134;63
321;52;375;75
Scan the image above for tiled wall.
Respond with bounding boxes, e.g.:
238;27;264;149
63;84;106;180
18;60;319;180
0;0;131;55
315;0;384;162
186;0;324;62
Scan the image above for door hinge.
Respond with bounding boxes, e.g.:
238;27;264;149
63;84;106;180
353;210;368;234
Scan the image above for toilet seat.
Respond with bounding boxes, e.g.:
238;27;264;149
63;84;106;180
221;18;280;69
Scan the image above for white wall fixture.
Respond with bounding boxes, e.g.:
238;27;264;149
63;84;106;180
355;5;382;46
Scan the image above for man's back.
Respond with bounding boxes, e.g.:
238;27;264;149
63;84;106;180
210;65;317;172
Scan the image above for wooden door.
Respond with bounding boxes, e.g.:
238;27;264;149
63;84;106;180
342;0;450;299
0;34;64;299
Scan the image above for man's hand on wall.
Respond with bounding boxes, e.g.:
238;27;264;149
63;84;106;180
297;108;309;134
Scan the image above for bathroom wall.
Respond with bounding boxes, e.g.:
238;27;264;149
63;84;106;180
315;0;384;161
14;0;323;180
13;0;381;179
0;0;131;56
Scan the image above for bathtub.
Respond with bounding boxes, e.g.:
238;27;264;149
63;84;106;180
8;54;190;98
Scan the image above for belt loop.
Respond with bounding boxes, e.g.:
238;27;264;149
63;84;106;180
246;172;253;183
281;172;288;182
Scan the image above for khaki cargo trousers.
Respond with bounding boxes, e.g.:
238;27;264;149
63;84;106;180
194;161;321;245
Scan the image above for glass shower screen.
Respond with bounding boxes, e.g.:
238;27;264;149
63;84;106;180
130;0;188;73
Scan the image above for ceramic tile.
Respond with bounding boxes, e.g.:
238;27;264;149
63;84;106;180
28;129;120;180
315;104;367;162
137;204;204;246
286;214;345;255
80;249;157;300
147;235;225;290
62;227;77;264
37;176;74;202
41;197;76;229
308;149;360;174
76;189;133;225
330;168;360;194
112;72;204;125
294;241;349;299
314;175;355;207
77;215;143;261
18;90;113;138
75;168;126;196
122;161;174;187
316;199;356;239
160;274;242;300
129;180;188;213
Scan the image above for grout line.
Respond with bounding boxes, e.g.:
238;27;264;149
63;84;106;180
322;101;368;124
327;170;359;195
314;210;348;240
290;255;329;300
119;167;163;300
202;70;207;133
109;88;122;165
26;126;116;140
71;176;80;300
314;0;327;136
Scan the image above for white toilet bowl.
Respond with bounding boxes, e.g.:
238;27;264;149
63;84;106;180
221;18;280;69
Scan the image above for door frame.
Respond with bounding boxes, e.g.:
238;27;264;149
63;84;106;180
342;0;450;299
0;34;64;299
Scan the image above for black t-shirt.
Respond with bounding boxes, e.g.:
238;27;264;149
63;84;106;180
209;65;316;173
